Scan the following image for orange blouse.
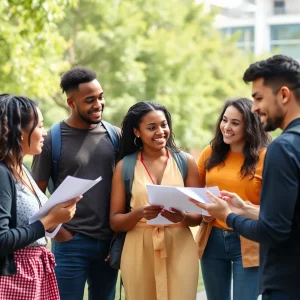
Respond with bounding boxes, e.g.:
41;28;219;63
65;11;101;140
197;145;265;228
196;145;266;267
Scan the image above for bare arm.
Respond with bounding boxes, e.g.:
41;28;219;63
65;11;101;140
110;160;162;232
240;202;260;220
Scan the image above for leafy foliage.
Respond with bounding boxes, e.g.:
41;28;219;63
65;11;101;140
1;0;255;148
58;0;253;148
0;0;75;126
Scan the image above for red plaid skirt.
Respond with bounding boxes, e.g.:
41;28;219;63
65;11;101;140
0;246;59;300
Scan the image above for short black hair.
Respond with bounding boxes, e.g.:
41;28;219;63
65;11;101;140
243;55;300;100
60;67;97;94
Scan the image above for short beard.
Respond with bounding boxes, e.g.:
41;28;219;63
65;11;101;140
264;117;283;131
264;101;284;132
78;108;103;125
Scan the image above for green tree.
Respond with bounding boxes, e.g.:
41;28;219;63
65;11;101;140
0;0;75;127
57;0;253;149
1;0;255;148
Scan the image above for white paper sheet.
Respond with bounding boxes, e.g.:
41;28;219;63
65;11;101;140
146;185;219;225
29;175;102;237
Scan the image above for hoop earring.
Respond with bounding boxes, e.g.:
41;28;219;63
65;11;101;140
134;136;143;149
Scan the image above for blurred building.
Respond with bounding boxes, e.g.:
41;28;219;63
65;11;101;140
199;0;300;60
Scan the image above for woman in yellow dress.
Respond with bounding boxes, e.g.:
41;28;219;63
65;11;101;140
110;101;201;300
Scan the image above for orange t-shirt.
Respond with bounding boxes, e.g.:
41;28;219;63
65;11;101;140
197;145;266;229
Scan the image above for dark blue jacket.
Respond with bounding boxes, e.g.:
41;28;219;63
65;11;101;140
227;118;300;299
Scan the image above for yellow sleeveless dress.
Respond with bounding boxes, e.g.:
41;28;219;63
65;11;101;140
120;151;199;300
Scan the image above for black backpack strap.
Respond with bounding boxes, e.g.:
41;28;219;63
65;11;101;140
121;152;138;212
102;120;120;154
169;149;188;184
48;122;62;194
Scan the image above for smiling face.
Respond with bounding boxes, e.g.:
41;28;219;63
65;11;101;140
133;110;170;151
251;78;285;131
220;105;245;152
21;108;47;156
68;79;105;127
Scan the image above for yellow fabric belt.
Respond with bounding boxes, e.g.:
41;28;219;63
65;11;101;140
135;222;185;300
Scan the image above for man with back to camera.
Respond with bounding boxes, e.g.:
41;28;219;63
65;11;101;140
31;67;120;300
190;55;300;300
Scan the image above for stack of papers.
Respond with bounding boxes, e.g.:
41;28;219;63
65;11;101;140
29;175;102;237
146;185;219;225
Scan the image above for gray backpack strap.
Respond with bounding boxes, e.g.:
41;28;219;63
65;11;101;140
169;149;188;183
121;152;138;212
48;122;62;194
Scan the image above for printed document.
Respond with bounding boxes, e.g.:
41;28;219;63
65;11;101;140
146;185;219;225
29;175;102;237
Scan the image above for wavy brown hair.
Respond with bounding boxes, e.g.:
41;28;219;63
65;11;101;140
206;98;271;179
0;94;39;178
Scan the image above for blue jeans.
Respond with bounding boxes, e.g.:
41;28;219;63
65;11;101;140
52;233;118;300
262;290;290;300
201;227;259;300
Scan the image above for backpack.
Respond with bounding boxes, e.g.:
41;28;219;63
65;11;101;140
47;120;120;194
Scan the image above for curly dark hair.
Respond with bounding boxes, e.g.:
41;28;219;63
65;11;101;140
206;98;271;179
243;54;300;100
119;101;179;159
60;66;97;94
0;94;39;178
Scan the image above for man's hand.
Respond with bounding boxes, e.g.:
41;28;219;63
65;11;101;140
189;190;232;222
221;190;259;220
220;191;246;216
54;227;75;243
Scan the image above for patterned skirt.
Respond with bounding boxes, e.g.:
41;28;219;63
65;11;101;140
0;246;59;300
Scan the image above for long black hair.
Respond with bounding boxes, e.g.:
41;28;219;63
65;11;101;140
119;101;179;159
206;98;271;178
0;94;39;178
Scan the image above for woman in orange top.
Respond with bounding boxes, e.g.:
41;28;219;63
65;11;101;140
196;98;270;300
